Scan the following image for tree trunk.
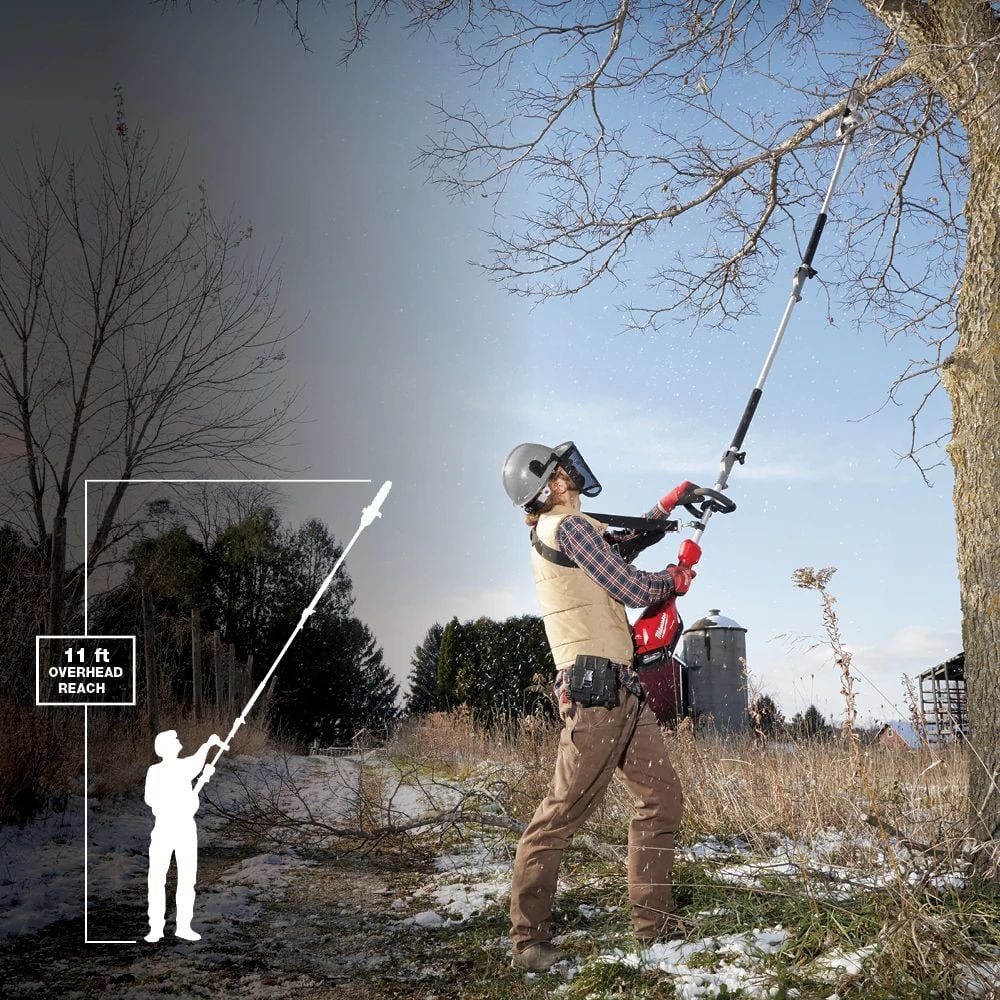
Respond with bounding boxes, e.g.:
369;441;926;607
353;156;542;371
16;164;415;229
47;515;66;635
246;653;254;706
213;631;224;716
191;607;203;721
228;643;237;719
141;583;159;735
942;119;1000;842
868;0;1000;846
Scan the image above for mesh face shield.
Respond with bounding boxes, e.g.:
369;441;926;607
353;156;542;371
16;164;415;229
553;441;602;498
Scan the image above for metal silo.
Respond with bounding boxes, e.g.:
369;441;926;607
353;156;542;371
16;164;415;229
682;609;749;732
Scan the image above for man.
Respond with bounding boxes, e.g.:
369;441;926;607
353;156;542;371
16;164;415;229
144;729;228;942
501;440;699;972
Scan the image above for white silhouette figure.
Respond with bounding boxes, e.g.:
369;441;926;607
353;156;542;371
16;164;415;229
144;729;228;942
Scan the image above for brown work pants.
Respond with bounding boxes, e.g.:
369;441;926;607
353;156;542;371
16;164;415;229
509;687;683;953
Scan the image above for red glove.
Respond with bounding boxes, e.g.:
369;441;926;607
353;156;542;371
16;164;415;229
666;563;696;596
658;481;700;514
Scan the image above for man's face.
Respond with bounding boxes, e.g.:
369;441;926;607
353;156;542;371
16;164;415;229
550;467;580;504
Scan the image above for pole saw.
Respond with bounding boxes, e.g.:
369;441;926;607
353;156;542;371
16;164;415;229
193;481;393;796
632;90;864;725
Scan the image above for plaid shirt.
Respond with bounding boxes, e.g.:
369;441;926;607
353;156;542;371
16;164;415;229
556;505;677;608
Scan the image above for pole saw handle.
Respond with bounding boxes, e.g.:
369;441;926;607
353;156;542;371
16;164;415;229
682;487;737;521
678;539;702;567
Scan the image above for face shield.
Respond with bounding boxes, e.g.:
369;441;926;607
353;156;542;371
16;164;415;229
553;441;602;498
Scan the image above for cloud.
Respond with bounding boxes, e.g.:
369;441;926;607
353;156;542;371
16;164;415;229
850;625;961;679
475;389;869;483
748;624;961;725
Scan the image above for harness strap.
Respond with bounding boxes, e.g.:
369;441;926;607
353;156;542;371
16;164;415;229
530;527;577;568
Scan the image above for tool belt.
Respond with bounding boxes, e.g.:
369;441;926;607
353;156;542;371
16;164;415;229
568;655;624;708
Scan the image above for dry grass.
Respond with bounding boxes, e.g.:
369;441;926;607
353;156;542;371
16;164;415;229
0;692;272;823
668;728;968;846
88;704;271;797
387;571;996;997
389;706;995;998
0;702;82;823
389;705;559;813
391;706;556;777
391;705;969;855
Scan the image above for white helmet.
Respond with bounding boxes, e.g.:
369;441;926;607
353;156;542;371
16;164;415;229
501;441;602;511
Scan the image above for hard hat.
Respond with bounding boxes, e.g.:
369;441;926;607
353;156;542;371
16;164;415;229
501;441;602;510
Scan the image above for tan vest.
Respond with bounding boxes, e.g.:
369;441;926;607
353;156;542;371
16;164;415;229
531;506;635;670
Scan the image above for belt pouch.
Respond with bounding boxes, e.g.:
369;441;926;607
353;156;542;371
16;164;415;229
569;655;618;708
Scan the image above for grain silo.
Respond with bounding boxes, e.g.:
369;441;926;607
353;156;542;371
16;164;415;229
682;609;749;732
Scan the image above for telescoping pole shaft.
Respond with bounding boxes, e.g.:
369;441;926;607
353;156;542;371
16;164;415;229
193;481;392;795
690;95;862;547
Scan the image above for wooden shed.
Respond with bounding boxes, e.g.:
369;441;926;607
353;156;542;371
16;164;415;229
918;652;965;744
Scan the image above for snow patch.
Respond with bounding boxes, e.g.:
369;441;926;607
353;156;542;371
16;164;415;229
596;927;791;999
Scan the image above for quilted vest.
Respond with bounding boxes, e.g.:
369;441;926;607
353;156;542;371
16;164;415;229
531;505;634;670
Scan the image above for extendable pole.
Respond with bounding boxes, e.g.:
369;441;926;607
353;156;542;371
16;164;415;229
193;481;392;794
690;93;862;547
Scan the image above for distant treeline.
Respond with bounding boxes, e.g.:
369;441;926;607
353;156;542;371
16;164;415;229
405;615;556;730
90;499;398;747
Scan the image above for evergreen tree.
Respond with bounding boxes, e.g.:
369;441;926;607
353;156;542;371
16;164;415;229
456;615;493;716
349;620;399;738
790;704;829;740
431;614;556;729
212;507;284;671
490;615;555;725
94;507;390;747
265;522;386;745
405;623;444;716
436;617;462;711
749;694;785;737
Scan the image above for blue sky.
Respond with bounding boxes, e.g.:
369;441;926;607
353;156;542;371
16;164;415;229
3;1;961;726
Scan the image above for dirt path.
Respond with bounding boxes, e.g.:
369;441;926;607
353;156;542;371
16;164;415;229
0;838;519;1000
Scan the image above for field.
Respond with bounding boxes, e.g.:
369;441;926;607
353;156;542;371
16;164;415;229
2;707;998;999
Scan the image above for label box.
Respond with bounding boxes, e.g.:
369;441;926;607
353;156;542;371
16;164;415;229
35;636;137;706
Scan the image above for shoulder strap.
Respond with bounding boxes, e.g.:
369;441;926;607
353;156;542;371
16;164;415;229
586;512;678;533
530;527;577;568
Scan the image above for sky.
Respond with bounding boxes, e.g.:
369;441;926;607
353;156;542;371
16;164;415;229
1;1;962;728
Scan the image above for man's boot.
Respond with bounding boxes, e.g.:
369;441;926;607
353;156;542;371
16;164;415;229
511;941;566;971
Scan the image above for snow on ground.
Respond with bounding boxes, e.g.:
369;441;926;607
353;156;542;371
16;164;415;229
389;836;819;997
607;928;790;999
682;827;968;900
368;758;464;828
0;748;471;945
956;958;1000;998
1;751;981;999
393;841;512;929
811;944;877;979
0;791;150;938
0;750;359;940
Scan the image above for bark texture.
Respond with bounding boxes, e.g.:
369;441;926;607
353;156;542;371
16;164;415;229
867;0;1000;839
142;583;160;736
192;608;204;722
945;119;1000;840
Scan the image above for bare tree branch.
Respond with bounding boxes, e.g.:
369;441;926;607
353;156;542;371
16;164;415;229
0;102;300;633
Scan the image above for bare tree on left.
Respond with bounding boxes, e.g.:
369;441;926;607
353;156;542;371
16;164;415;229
0;97;297;637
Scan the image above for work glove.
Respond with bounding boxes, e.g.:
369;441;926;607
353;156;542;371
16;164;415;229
209;733;230;750
658;481;700;515
666;562;696;596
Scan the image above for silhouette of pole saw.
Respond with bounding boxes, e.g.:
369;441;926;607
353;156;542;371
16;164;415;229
193;481;393;796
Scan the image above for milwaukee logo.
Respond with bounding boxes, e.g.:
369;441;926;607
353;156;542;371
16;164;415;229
655;614;669;640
